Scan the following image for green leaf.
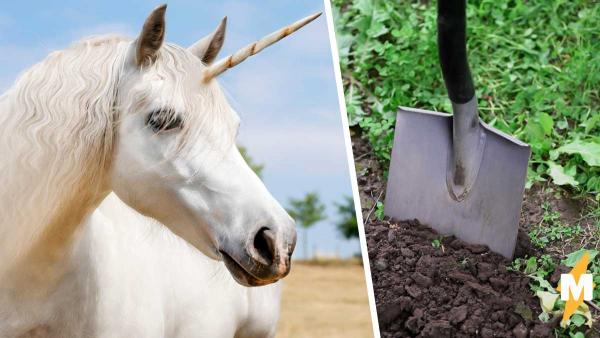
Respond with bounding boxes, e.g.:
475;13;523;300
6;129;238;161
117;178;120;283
556;119;569;130
336;32;355;59
570;314;585;327
375;201;385;220
581;114;600;134
580;303;594;328
524;256;538;274
547;161;578;186
562;249;599;267
554;141;600;167
538;113;554;135
529;275;556;292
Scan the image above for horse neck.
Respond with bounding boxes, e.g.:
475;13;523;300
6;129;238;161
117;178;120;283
0;82;112;290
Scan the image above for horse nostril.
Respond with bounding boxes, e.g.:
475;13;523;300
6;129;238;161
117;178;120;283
253;227;275;266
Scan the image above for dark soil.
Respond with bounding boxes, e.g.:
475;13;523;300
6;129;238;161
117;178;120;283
352;129;599;337
369;218;550;337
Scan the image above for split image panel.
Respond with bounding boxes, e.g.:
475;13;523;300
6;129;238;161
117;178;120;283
0;1;373;337
330;0;600;337
0;0;599;337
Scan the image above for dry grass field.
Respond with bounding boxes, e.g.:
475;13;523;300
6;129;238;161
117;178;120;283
276;260;374;338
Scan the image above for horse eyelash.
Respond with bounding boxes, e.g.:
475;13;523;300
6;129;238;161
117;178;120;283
146;108;183;133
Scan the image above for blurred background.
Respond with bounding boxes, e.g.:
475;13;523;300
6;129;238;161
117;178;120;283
0;0;373;337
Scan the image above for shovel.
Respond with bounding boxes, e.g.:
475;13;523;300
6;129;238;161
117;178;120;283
384;0;530;259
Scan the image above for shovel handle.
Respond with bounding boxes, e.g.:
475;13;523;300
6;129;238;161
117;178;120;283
438;0;475;104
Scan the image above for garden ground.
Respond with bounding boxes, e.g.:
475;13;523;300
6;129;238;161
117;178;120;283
335;0;599;335
354;131;599;337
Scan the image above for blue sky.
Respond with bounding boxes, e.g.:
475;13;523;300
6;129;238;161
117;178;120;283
0;1;358;259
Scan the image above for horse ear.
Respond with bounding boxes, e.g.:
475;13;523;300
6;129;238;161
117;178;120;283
188;17;227;65
136;4;167;67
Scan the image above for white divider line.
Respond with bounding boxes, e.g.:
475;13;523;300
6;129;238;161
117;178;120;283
321;1;381;337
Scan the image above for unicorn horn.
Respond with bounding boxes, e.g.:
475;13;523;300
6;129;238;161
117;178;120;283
202;12;321;82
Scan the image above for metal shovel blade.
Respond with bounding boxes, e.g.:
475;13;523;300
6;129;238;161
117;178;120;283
384;107;530;259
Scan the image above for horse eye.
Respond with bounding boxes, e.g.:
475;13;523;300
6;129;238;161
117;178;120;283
146;109;183;133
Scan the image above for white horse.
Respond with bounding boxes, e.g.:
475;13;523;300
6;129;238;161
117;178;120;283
0;5;319;338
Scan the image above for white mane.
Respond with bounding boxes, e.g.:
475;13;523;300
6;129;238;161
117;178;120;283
0;34;236;280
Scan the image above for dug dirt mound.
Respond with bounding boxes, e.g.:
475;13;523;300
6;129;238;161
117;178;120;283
368;218;554;337
351;130;558;337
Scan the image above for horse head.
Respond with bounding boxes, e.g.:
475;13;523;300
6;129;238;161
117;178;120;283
110;5;318;286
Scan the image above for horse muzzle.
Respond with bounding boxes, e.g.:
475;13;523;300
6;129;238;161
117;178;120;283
219;227;296;287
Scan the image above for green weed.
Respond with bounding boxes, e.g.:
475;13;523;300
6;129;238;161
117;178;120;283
511;250;600;336
374;201;385;220
333;0;600;197
528;203;582;248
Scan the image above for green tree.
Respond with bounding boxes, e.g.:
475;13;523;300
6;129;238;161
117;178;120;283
287;192;327;259
238;145;264;178
335;196;359;240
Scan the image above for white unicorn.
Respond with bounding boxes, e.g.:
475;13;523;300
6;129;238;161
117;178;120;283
0;5;320;338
